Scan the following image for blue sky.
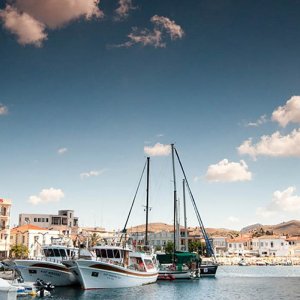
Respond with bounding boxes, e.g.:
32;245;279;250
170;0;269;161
1;0;300;231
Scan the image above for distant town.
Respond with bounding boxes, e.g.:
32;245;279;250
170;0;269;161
1;198;300;264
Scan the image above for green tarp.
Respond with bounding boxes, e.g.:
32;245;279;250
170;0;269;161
157;251;199;264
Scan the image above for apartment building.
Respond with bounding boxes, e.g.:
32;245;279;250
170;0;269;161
0;198;11;258
19;210;79;236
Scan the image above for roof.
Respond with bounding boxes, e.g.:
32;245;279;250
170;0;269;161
256;235;286;240
11;224;47;233
227;238;250;243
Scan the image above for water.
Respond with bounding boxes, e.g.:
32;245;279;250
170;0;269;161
45;266;300;299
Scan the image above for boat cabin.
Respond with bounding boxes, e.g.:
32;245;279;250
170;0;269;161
42;246;78;262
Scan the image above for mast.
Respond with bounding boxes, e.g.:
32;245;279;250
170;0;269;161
174;147;217;262
145;157;150;246
183;179;188;251
171;144;177;260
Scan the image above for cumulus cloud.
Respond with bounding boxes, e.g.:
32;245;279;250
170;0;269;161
0;104;8;115
246;115;267;127
0;5;47;47
0;0;103;46
28;187;64;205
115;15;184;48
238;129;300;159
272;96;300;127
57;147;68;155
257;187;300;217
114;0;135;20
80;169;106;179
144;143;171;156
205;159;252;182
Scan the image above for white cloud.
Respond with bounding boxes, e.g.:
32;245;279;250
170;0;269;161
257;187;300;217
115;0;135;20
0;0;103;46
151;15;184;40
0;104;8;115
28;187;64;205
115;15;184;48
80;169;105;179
238;129;300;159
272;96;300;127
57;147;68;155
14;0;103;29
205;159;252;182
246;115;267;127
228;216;239;223
144;143;171;156
0;5;47;47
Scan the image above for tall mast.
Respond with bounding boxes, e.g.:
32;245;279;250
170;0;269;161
171;144;177;258
183;179;188;251
145;157;150;246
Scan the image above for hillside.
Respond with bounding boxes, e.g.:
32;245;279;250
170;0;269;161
241;220;300;236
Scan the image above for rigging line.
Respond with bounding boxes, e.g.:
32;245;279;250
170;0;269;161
174;146;217;262
119;159;147;243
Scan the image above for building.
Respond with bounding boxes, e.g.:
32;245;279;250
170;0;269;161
19;210;79;236
211;236;227;256
227;237;251;256
10;224;61;258
0;198;12;258
286;236;300;256
251;235;289;257
148;230;173;249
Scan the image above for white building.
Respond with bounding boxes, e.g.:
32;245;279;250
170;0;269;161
251;235;289;257
19;210;79;236
148;230;173;249
227;238;250;256
0;198;12;258
10;224;61;258
211;236;227;256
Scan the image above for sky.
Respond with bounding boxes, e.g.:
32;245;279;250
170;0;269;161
1;0;300;231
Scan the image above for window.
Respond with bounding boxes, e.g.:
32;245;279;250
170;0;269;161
113;250;120;258
53;249;60;257
100;249;107;258
46;218;48;222
34;218;37;222
271;242;274;248
91;272;99;277
107;249;113;258
59;249;67;257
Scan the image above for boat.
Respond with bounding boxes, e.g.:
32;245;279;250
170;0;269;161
0;278;18;300
157;144;218;278
66;244;158;289
6;242;79;287
65;157;158;289
238;258;248;266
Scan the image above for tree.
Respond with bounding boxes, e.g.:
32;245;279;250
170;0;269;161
188;240;205;255
88;233;101;247
165;241;174;254
10;244;29;258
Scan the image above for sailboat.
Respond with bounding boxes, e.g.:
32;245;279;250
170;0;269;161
157;144;218;279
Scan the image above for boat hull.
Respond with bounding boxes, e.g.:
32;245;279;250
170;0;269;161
158;270;193;280
13;260;79;287
200;264;218;277
75;260;158;289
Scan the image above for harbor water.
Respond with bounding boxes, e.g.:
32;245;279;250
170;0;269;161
44;266;300;299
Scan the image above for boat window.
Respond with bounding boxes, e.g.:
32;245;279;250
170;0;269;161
53;249;61;257
59;249;67;257
144;259;154;269
107;249;113;258
100;249;107;258
113;250;120;258
44;248;55;257
66;249;70;256
91;272;99;277
95;249;101;257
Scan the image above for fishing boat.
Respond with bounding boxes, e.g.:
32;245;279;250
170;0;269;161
6;243;79;287
66;157;158;289
66;245;158;289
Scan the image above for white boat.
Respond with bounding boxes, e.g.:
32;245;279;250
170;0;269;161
0;278;18;300
7;244;79;287
64;245;158;289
